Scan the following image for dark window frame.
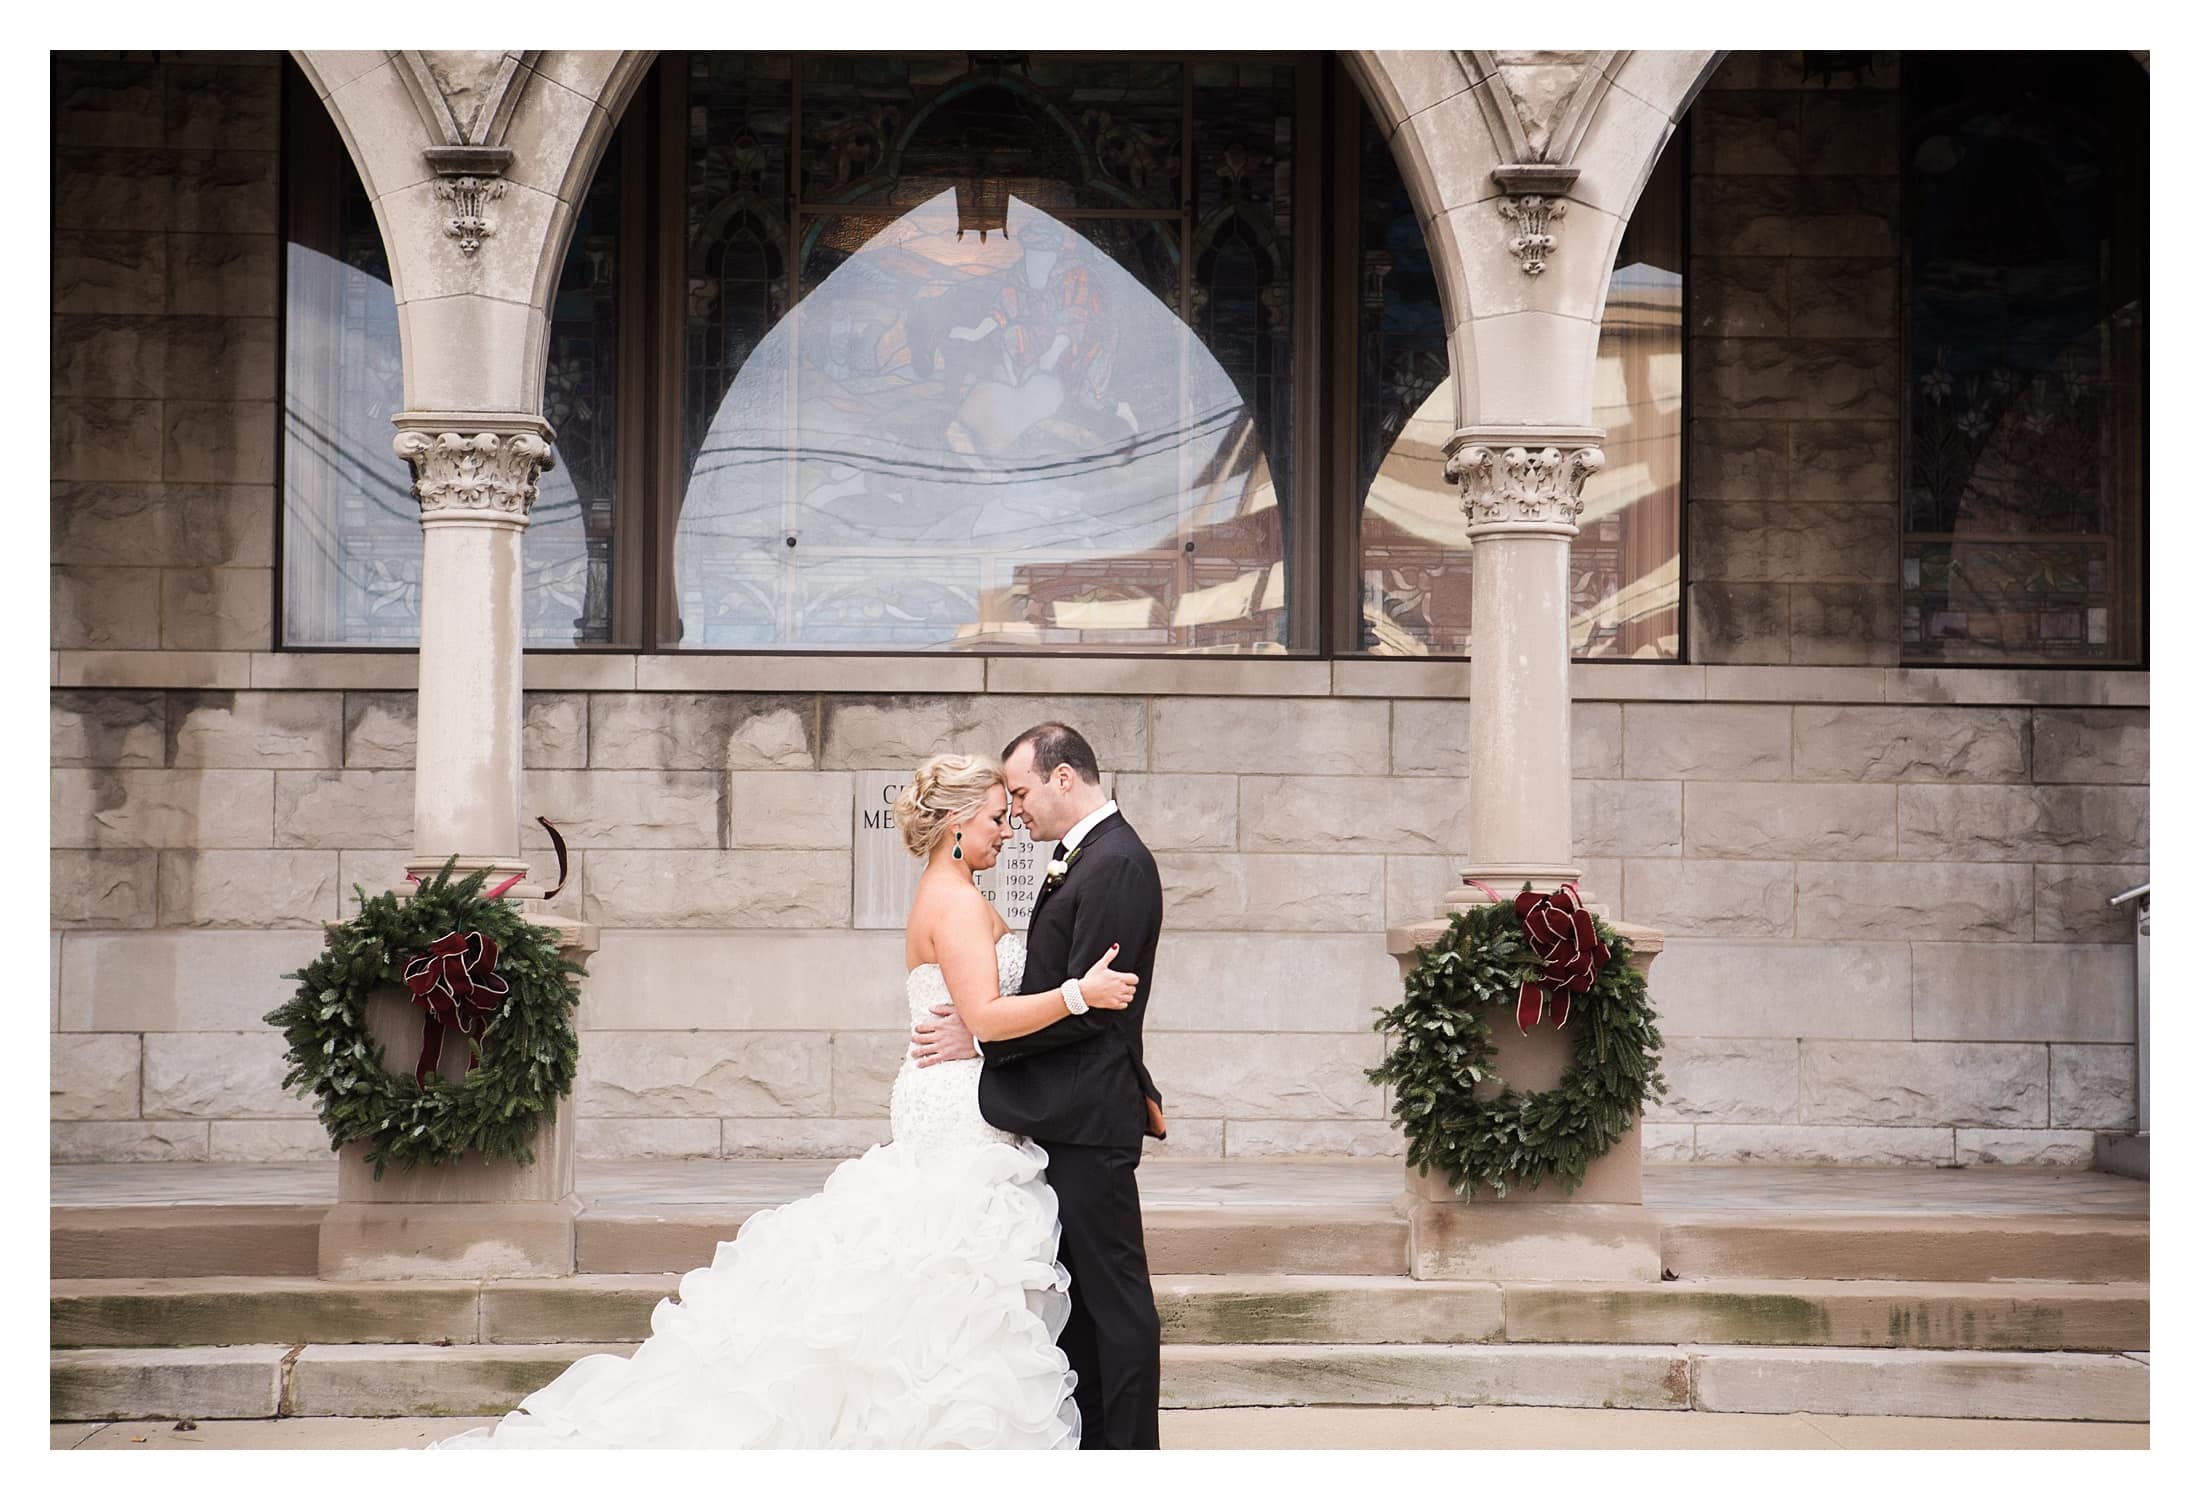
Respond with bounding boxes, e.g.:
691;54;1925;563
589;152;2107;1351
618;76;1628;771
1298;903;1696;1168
275;52;1694;663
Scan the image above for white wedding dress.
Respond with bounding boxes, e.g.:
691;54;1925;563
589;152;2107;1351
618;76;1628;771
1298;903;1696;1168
433;932;1080;1449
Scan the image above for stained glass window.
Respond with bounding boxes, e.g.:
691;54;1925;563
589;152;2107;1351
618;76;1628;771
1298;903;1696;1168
1901;52;2146;665
281;104;626;647
671;54;1303;652
1352;102;1684;659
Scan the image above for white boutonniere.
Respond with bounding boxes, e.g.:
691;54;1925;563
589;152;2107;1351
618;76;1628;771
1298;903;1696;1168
1041;846;1085;894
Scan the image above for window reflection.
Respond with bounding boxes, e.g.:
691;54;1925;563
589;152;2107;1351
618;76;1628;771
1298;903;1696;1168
676;194;1279;649
673;53;1301;652
281;123;622;648
1353;104;1684;659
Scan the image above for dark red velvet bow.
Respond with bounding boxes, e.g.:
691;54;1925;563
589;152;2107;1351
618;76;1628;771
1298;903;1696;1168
1465;879;1610;1033
401;930;508;1084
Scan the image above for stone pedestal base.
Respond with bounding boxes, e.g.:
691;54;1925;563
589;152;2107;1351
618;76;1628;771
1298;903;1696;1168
316;910;597;1281
1403;1198;1664;1282
318;1196;584;1280
1385;903;1666;1282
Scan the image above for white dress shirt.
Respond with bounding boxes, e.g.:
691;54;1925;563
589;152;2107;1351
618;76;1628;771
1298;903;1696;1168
1059;798;1119;855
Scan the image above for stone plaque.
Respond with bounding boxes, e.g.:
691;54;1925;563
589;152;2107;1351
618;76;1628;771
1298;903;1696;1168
852;769;1049;930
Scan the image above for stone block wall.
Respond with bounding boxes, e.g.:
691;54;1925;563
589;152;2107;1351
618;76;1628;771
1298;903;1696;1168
52;53;281;657
52;675;2147;1166
49;53;2147;1168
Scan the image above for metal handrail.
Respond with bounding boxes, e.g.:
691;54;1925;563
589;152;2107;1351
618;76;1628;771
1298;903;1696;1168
2109;881;2149;1137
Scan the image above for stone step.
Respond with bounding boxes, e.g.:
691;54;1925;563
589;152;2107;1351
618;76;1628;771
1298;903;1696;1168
1687;1346;2151;1423
1659;1214;2149;1283
1164;1276;2152;1353
52;1203;2149;1287
52;1207;323;1280
52;1273;2150;1355
46;1273;1497;1352
49;1276;678;1350
288;1344;621;1420
51;1341;2150;1424
1156;1276;1502;1345
1165;1343;1695;1412
1496;1279;2148;1352
51;1202;1412;1281
1172;1345;2149;1423
52;1345;291;1422
574;1204;1412;1277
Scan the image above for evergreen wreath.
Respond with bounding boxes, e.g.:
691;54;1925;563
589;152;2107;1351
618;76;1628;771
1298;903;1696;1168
1368;887;1666;1200
264;858;585;1178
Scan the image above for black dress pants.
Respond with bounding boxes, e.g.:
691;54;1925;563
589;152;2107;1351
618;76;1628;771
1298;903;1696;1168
1036;1138;1161;1449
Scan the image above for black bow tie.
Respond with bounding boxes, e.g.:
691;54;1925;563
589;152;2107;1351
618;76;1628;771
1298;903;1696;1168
1051;841;1071;865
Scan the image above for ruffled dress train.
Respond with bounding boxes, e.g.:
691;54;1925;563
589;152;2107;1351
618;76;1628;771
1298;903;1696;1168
432;933;1078;1449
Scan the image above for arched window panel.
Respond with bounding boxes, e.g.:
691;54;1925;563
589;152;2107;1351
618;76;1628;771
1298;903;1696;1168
671;53;1306;652
1352;97;1684;660
678;195;1260;649
1900;51;2145;664
280;87;629;648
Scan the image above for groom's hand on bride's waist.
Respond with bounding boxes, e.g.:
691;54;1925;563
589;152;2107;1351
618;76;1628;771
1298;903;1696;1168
911;1003;979;1068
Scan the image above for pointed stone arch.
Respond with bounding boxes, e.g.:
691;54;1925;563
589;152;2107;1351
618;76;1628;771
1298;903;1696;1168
1345;49;1722;434
289;50;657;416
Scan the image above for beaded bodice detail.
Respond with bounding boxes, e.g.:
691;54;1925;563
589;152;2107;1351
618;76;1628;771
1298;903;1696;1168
890;931;1026;1154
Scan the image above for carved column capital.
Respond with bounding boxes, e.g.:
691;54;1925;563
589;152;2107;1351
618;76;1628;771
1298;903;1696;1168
392;415;557;523
1444;427;1605;535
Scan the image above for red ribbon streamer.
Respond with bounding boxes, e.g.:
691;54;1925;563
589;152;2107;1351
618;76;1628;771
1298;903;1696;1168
401;930;509;1084
1462;879;1611;1034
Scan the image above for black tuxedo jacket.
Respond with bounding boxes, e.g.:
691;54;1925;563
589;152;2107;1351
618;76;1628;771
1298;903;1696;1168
978;810;1164;1148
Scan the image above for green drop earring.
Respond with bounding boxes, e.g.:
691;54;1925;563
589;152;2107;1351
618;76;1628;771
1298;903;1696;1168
953;829;963;861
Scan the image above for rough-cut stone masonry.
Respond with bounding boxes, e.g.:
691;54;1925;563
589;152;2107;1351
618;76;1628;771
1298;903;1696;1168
51;53;2144;1167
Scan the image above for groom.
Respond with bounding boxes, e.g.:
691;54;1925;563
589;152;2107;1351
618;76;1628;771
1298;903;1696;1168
912;721;1165;1449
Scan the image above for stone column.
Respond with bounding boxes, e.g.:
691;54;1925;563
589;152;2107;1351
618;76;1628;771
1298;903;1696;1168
1444;430;1606;899
390;415;555;892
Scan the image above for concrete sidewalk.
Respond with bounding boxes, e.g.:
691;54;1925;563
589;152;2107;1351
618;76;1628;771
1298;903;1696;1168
52;1408;2149;1450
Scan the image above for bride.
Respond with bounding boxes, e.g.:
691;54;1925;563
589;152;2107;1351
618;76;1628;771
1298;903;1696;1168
431;752;1137;1449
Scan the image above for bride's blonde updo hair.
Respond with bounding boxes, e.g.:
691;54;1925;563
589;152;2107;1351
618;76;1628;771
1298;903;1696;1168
894;753;1004;858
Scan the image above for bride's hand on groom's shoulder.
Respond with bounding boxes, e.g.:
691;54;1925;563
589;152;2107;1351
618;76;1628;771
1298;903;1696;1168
1080;943;1137;1010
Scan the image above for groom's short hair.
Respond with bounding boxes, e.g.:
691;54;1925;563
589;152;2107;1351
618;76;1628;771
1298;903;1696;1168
1002;722;1102;786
